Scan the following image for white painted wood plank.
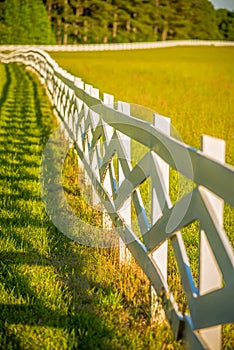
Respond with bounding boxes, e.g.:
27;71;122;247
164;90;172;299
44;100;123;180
90;88;100;207
198;135;225;350
151;114;170;321
117;101;131;264
102;93;114;229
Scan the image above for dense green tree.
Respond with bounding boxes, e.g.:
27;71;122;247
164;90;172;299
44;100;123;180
44;0;69;44
189;0;221;40
0;0;233;45
170;0;192;39
129;0;155;42
216;8;234;40
69;0;85;43
158;0;175;41
0;0;20;44
0;0;55;44
0;0;6;41
83;0;113;43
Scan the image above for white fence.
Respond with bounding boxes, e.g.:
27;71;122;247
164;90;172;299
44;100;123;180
0;48;233;350
0;40;234;52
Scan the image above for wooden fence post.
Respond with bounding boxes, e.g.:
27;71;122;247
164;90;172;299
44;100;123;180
199;135;225;350
83;83;93;186
73;79;85;190
90;87;100;207
74;79;84;173
117;101;131;264
102;93;115;229
151;114;170;321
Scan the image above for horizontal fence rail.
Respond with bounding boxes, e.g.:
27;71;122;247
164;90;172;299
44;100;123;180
0;48;233;350
0;40;234;52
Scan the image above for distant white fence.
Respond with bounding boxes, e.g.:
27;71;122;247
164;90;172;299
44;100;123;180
0;40;234;52
0;48;233;350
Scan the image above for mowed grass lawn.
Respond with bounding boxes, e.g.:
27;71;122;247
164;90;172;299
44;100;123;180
0;63;183;349
51;47;234;166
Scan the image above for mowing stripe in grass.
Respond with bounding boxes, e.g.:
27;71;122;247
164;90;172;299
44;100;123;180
0;63;72;348
0;63;185;349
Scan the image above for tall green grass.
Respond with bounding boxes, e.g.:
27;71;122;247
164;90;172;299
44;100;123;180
50;47;234;347
51;47;234;165
0;63;183;349
51;46;234;247
1;47;233;348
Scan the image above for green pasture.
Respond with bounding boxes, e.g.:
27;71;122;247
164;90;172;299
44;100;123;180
51;45;234;269
0;63;182;349
0;46;233;349
51;47;234;165
51;46;233;347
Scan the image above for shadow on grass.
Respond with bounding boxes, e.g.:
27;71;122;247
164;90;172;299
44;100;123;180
0;64;122;350
0;64;11;114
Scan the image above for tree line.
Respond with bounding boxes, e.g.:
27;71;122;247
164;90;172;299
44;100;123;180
0;0;234;45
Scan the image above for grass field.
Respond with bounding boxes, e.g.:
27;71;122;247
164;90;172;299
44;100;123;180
0;47;233;349
51;46;234;263
51;46;234;348
0;63;183;349
51;47;234;165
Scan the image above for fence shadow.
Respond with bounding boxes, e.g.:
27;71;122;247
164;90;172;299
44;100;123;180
0;64;11;114
0;64;121;350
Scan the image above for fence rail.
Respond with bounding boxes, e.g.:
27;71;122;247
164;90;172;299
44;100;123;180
0;40;234;52
0;48;233;350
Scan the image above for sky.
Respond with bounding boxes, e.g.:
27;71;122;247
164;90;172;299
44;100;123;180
210;0;234;10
